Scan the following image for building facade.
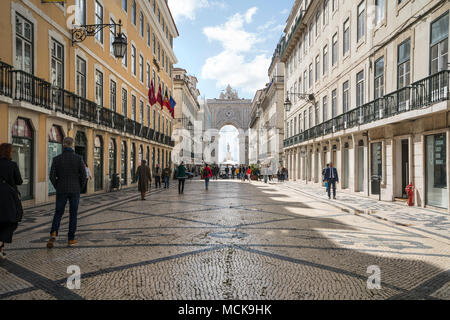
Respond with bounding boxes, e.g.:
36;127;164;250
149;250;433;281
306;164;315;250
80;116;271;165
249;50;285;172
172;67;202;171
281;0;449;210
0;0;178;207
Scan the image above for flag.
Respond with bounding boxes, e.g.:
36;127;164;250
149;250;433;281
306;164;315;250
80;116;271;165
148;80;156;106
169;95;176;118
163;89;170;110
157;83;163;108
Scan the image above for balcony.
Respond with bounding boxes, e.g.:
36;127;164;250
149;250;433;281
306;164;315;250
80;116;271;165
1;62;176;148
284;70;450;148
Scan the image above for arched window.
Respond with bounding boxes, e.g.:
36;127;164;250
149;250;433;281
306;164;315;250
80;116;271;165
139;145;143;163
94;136;104;191
75;131;87;164
12;118;33;200
48;125;64;195
109;139;117;177
121;141;127;185
131;143;136;182
146;146;150;165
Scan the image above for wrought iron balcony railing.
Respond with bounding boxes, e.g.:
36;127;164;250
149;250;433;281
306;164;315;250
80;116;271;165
0;61;13;98
283;70;450;148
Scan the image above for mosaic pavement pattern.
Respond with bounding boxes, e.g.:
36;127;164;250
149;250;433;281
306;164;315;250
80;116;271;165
0;179;449;300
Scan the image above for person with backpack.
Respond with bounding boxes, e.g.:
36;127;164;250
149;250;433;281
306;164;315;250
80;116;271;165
202;163;213;190
0;143;23;258
176;162;187;194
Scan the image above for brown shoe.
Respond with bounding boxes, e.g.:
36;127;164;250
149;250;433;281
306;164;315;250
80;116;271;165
46;232;57;249
68;239;78;247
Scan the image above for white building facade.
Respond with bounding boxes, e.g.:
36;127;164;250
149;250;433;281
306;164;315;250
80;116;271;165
281;0;449;210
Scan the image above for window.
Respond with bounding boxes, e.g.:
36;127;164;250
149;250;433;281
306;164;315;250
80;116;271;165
109;139;117;177
152;33;156;55
153;109;156;129
374;57;384;99
332;33;338;66
95;1;103;43
343;19;350;55
315;10;321;37
323;0;329;25
323;45;328;75
315;102;319;125
122;88;127;117
375;0;385;26
132;95;136;121
398;39;411;89
162;51;165;69
303;70;307;93
147;63;150;88
322;96;328;122
356;70;364;107
122;0;127;12
95;70;103;107
50;38;64;90
303;33;307;54
309;64;313;88
15;14;33;73
309;107;313;128
110;80;116;112
76;56;86;98
75;0;86;25
147;24;150;46
131;0;136;25
139;54;144;82
331;89;337;117
147;106;150;126
110;18;116;55
131;45;136;75
140;100;144;124
122;34;128;67
357;2;365;42
343;80;349;112
309;24;313;47
140;12;144;37
332;0;337;12
315;55;320;82
430;12;449;74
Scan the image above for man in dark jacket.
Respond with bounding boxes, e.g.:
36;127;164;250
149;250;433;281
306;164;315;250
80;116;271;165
47;137;87;248
154;164;161;188
323;162;339;200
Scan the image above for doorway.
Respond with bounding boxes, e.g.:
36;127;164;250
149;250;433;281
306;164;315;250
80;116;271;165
371;142;382;195
401;139;409;198
75;131;87;164
357;141;365;192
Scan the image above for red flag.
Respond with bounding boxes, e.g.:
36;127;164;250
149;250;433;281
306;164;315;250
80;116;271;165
148;80;156;106
163;89;170;110
157;84;163;108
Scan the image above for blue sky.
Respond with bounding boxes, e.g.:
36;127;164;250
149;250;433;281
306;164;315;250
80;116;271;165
168;0;292;100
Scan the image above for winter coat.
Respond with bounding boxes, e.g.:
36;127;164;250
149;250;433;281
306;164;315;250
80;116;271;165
50;148;87;194
202;167;213;179
176;165;187;179
0;158;23;223
136;165;152;192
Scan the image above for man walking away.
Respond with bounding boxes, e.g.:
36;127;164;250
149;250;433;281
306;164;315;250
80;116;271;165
154;164;161;188
225;165;229;179
47;137;87;248
136;160;152;200
323;162;339;200
177;162;187;194
231;166;236;179
162;166;171;188
202;163;213;190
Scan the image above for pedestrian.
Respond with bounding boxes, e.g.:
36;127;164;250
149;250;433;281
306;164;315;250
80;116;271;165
0;143;23;258
246;167;252;183
231;166;236;179
323;162;339;200
225;165;229;179
176;161;187;194
154;164;161;188
202;163;213;190
162;166;171;188
322;163;329;191
136;160;152;200
47;137;87;248
82;162;91;194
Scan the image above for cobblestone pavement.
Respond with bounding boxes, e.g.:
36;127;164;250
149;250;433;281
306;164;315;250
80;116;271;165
0;179;449;300
281;181;450;243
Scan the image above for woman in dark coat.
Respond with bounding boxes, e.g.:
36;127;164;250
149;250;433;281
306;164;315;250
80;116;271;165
136;160;152;200
0;143;23;258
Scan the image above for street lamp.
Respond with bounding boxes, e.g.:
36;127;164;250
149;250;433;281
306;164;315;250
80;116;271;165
72;20;127;59
284;92;315;112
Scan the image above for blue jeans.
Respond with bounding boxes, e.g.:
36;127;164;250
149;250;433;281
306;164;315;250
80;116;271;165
326;180;337;198
164;176;169;188
51;193;80;240
205;177;210;189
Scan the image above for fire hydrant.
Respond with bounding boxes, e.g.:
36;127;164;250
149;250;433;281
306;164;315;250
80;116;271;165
405;182;414;206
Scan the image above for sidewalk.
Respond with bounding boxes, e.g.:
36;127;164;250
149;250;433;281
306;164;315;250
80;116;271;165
266;180;450;244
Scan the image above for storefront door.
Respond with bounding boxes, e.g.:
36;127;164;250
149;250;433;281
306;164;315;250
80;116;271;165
371;142;382;195
426;133;447;208
94;136;103;191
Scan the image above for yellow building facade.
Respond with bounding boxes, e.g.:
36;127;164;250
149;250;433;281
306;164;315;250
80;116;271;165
0;0;178;207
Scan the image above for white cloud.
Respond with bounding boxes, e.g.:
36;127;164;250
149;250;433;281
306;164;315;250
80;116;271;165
201;7;271;95
168;0;219;22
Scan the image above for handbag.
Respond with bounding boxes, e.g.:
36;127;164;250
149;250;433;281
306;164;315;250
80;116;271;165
325;181;328;189
0;179;23;223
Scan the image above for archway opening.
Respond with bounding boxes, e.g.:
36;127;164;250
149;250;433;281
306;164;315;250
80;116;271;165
219;125;239;165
